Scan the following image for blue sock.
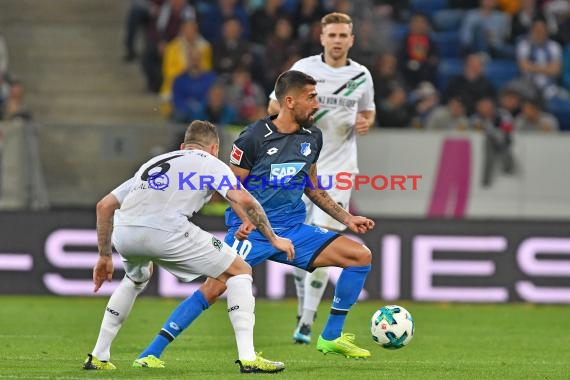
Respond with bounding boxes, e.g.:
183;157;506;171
321;265;371;341
138;290;209;359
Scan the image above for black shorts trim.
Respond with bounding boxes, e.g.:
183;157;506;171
306;234;342;272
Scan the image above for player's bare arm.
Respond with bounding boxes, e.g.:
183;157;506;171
93;193;120;292
228;164;295;260
304;164;374;234
355;110;376;135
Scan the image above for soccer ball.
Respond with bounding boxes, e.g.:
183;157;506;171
370;305;414;349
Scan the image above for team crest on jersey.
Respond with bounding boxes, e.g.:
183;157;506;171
346;80;358;90
270;163;305;183
211;237;223;251
230;144;243;165
300;142;311;156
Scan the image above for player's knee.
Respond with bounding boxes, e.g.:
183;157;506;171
235;258;252;276
356;245;372;266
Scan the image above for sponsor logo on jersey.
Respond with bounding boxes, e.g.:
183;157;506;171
267;147;278;155
270;163;305;183
212;237;223;251
230;144;243;165
300;142;311;156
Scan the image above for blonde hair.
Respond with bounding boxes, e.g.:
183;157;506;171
183;120;219;147
321;12;353;29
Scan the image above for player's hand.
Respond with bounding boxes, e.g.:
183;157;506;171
272;237;295;261
93;256;114;293
235;221;255;241
346;216;375;234
355;114;371;136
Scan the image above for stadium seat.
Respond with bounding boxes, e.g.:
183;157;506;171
433;9;465;31
432;31;461;58
484;60;519;90
436;58;463;91
391;23;409;43
410;0;449;20
546;97;570;131
562;45;570;91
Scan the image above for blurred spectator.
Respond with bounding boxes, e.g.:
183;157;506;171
351;19;383;69
514;97;559;131
299;20;323;57
425;95;470;130
470;97;514;184
497;0;520;15
198;0;250;44
510;0;557;44
369;0;411;23
516;18;567;99
224;65;266;123
213;17;253;75
409;81;440;128
249;0;288;45
193;83;238;125
263;17;299;93
373;53;410;127
0;73;9;119
293;0;327;39
142;0;196;92
0;33;8;75
554;6;570;45
445;53;496;116
460;0;512;58
498;87;522;118
3;80;32;121
398;13;439;89
171;48;217;123
123;0;162;62
160;18;212;114
433;0;479;31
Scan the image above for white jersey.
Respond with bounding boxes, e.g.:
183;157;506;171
111;149;238;233
271;54;375;174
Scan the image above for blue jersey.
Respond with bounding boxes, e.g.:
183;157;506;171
225;116;323;229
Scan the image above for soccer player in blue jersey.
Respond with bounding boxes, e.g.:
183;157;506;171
135;70;375;369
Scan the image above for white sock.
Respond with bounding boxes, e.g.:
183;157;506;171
300;267;329;327
292;267;307;319
226;274;256;361
91;276;148;361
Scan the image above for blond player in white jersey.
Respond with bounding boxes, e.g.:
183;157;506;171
268;12;375;345
83;120;293;373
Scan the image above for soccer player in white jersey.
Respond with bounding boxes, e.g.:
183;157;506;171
83;120;293;373
268;12;376;344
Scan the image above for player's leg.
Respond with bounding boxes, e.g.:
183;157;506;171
84;260;152;370
134;277;226;368
292;266;328;344
312;237;372;358
292;195;314;326
293;189;350;344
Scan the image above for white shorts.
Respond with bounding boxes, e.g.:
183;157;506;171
302;177;352;232
112;224;238;283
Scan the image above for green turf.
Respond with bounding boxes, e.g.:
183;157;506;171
0;296;568;379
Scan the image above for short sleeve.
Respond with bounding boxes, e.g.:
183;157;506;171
229;125;259;170
313;129;323;164
358;68;376;112
110;178;133;204
208;158;240;199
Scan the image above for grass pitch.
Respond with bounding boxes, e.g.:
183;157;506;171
0;296;568;379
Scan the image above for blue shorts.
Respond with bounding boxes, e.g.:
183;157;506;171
224;223;340;271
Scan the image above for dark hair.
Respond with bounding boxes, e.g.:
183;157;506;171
274;70;317;103
183;120;219;146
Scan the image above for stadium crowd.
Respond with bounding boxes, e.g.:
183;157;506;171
122;0;570;133
0;33;30;122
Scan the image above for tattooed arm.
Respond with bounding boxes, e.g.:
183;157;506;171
93;193;121;292
227;164;295;259
304;164;375;234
